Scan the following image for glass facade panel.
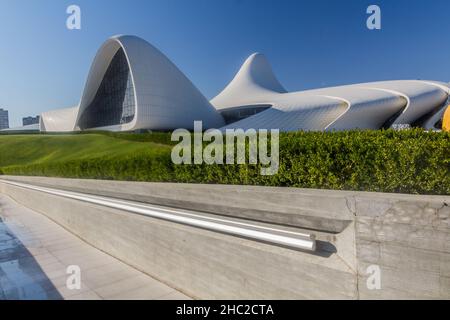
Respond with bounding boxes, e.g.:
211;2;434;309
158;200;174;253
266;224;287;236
79;48;136;129
220;105;272;124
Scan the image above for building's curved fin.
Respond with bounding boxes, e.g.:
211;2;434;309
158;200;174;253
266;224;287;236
234;53;287;93
75;35;225;132
40;106;80;132
211;53;286;109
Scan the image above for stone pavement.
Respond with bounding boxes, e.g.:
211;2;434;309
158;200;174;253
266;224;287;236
0;193;191;300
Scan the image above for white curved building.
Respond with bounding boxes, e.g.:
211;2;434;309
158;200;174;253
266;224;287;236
38;35;450;133
213;53;450;131
40;106;79;132
41;35;225;133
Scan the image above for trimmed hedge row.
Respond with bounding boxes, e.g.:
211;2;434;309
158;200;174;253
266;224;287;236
1;129;449;195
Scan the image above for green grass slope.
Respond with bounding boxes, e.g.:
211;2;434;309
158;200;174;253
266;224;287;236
0;130;448;195
0;133;171;168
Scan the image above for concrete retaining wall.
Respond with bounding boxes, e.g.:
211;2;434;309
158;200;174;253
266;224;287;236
0;176;449;299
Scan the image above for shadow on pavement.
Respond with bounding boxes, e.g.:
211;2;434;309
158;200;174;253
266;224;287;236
0;216;63;300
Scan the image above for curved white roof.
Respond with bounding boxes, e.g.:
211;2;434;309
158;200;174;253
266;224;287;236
213;53;449;131
38;36;449;133
211;53;287;109
40;106;79;132
77;35;225;132
41;35;225;133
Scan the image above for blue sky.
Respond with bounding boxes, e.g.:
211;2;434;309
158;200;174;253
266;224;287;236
1;0;449;127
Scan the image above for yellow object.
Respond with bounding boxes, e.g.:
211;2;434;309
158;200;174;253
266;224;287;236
443;105;450;132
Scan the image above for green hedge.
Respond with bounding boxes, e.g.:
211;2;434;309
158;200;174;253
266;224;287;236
1;129;449;195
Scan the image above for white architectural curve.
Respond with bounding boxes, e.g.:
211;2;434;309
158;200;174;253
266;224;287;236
42;35;225;133
35;35;449;133
40;106;79;132
213;54;449;131
211;53;287;109
77;35;225;132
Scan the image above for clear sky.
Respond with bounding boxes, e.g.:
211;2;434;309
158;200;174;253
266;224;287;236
1;0;449;127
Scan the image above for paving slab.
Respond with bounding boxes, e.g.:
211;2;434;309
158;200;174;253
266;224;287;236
0;194;191;300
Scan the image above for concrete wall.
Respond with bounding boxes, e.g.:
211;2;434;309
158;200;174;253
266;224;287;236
0;175;449;299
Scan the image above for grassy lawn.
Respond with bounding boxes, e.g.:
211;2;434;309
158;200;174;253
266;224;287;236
0;130;448;195
0;133;172;169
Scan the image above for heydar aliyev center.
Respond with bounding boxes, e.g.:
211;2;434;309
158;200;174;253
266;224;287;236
38;35;450;133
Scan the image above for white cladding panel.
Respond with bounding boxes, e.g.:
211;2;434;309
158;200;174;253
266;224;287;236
212;53;449;131
40;106;79;132
39;36;449;133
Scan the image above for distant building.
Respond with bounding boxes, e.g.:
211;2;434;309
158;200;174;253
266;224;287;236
22;115;40;126
0;108;9;130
